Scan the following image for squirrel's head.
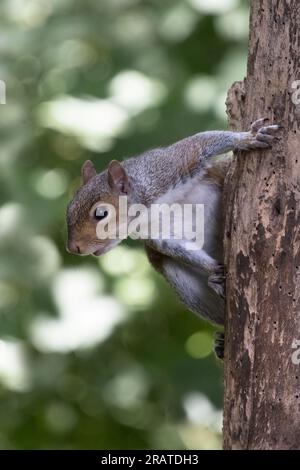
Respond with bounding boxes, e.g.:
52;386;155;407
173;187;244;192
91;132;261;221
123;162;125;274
66;159;132;257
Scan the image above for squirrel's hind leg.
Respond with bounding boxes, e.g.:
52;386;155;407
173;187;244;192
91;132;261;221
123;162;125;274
214;331;225;360
208;264;226;299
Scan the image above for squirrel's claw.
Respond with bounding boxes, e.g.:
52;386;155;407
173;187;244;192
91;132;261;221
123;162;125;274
251;119;281;142
239;119;281;151
214;331;225;360
208;264;226;299
250;117;269;132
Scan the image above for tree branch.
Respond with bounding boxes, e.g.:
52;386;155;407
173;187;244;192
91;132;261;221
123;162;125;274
223;0;300;450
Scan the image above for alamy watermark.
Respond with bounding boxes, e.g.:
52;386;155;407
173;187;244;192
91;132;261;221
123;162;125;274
291;80;300;105
95;196;205;250
0;80;6;104
292;339;300;365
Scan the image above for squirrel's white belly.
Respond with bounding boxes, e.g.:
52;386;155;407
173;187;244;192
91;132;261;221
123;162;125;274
152;176;225;324
155;175;223;262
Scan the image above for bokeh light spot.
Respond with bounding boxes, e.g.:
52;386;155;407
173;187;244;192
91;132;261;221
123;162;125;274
185;331;212;359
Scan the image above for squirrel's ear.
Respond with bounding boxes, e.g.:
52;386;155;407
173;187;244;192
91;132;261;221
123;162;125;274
81;160;96;185
107;160;130;194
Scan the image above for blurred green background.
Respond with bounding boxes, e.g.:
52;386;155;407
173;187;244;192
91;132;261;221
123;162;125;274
0;0;248;450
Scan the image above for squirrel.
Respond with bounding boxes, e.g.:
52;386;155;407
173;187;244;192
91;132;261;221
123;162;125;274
66;118;280;358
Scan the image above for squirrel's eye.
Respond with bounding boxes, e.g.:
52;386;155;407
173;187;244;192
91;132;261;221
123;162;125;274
94;207;109;221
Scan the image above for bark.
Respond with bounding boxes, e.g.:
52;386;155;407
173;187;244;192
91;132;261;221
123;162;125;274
223;0;300;450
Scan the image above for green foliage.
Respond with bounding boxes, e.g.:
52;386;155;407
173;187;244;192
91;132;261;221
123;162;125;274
0;0;248;449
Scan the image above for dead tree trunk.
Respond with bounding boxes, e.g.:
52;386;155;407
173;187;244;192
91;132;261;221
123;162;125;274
223;0;300;449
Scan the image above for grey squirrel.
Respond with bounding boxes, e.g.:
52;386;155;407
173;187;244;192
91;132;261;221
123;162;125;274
66;118;280;357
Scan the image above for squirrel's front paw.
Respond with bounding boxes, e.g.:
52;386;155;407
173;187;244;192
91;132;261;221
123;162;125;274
208;264;226;299
238;117;281;151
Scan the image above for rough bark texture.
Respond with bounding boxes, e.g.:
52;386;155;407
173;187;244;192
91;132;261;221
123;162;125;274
223;0;300;450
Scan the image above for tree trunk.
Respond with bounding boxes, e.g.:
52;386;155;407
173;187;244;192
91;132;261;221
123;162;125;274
223;0;300;450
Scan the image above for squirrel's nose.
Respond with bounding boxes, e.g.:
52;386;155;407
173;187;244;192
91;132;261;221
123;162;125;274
66;239;81;255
